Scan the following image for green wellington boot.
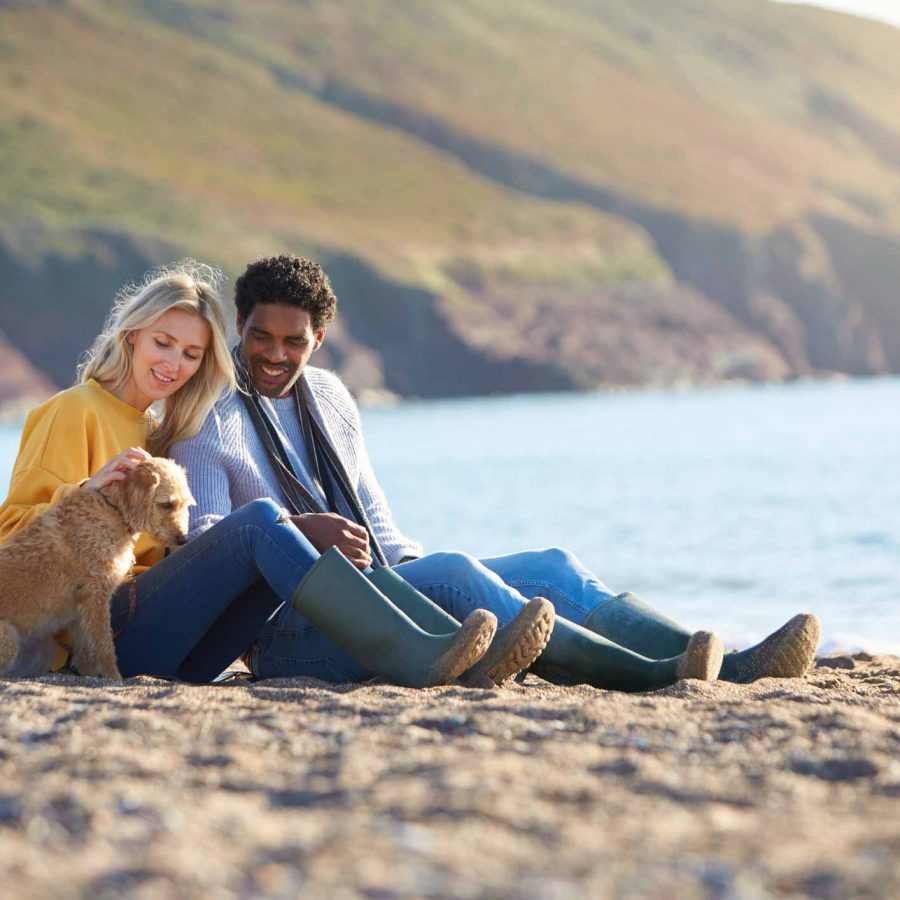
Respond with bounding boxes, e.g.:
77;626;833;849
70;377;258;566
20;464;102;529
291;547;497;688
582;592;691;659
719;613;820;682
531;615;723;693
368;565;555;688
582;593;820;683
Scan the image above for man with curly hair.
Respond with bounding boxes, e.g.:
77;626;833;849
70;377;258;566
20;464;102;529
171;254;819;688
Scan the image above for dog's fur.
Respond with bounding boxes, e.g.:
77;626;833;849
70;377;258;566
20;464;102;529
0;458;194;679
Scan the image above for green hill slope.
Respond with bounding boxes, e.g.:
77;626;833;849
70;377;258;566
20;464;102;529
3;0;900;399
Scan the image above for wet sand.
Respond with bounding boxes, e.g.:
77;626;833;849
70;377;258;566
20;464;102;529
1;653;899;898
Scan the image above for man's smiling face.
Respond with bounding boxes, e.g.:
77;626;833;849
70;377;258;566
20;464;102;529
237;302;325;398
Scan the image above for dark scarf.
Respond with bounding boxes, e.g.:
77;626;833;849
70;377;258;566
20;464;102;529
232;346;387;567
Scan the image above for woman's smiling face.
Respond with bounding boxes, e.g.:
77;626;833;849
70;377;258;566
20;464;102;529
123;308;211;410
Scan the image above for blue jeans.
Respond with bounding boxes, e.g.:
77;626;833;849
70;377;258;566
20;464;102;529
251;547;616;681
111;498;318;682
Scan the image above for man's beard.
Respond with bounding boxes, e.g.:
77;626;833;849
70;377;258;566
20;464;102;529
245;352;300;398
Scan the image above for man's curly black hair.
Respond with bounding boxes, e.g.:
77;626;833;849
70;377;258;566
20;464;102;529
234;255;337;330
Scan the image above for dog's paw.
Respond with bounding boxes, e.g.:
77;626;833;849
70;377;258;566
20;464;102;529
97;664;123;680
71;654;122;680
69;654;93;677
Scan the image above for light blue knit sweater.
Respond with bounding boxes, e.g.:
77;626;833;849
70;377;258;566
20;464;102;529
170;366;424;566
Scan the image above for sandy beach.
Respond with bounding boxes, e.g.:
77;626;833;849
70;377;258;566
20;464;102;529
1;653;898;898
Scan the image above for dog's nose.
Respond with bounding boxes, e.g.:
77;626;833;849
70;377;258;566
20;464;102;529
175;534;189;546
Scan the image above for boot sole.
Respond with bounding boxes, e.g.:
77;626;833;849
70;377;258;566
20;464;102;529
423;609;497;686
732;613;821;682
677;631;724;681
459;597;556;688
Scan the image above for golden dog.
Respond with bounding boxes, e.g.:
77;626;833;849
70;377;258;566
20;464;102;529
0;458;194;679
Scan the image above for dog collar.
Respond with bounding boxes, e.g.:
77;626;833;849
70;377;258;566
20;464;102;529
97;489;120;513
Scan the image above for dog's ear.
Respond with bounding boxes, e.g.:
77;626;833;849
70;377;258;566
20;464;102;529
122;462;161;528
127;462;161;497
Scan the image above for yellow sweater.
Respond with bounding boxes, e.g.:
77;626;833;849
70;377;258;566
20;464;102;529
0;378;164;570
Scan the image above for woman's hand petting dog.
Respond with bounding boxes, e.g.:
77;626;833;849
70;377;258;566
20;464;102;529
84;447;151;491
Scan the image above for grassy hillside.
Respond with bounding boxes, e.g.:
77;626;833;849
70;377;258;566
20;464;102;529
158;0;900;227
2;0;900;397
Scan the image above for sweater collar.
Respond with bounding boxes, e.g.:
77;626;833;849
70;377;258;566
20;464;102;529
86;379;153;425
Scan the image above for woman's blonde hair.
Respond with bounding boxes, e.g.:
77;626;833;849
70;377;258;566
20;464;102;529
78;260;235;456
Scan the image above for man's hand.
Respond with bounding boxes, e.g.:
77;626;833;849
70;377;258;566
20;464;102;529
290;513;372;569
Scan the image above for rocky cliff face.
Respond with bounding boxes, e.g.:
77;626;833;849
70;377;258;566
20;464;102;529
0;215;896;410
314;79;890;384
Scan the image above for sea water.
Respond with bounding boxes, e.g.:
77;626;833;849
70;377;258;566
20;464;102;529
2;377;898;653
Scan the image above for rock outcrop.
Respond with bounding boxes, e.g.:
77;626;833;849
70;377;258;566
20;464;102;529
0;329;55;419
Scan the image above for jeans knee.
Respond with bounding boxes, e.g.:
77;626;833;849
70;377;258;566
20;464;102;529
238;497;287;527
427;550;482;583
533;546;581;573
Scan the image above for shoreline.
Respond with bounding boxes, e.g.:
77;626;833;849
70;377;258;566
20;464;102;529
1;652;898;896
356;370;894;408
3;371;900;421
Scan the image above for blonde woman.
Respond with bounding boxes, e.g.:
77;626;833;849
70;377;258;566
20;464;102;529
0;262;500;684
